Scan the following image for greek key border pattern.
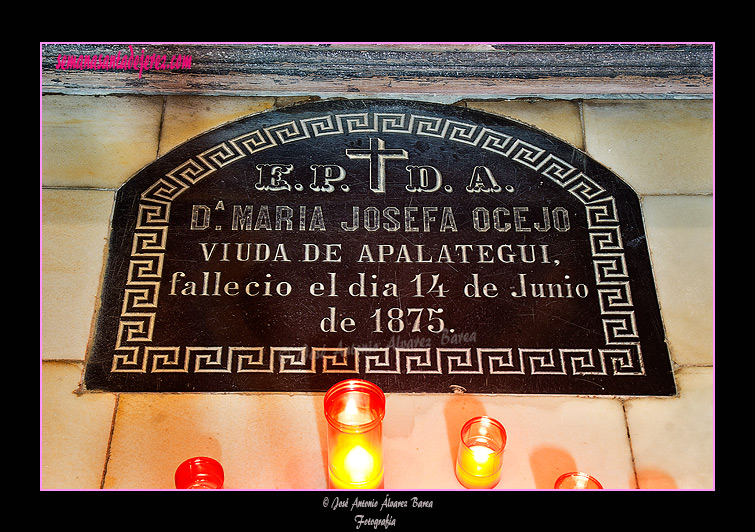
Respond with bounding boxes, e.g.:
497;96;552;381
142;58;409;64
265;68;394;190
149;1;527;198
110;345;644;376
113;112;643;376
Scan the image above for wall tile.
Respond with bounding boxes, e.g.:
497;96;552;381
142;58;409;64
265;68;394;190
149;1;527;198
42;95;164;188
625;367;714;489
465;99;584;149
385;393;634;489
159;96;276;155
641;195;714;366
41;362;116;489
41;189;114;360
105;393;326;489
582;100;713;195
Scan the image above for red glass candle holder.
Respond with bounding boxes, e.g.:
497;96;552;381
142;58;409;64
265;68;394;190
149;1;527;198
554;472;603;489
174;457;224;489
324;379;385;489
455;416;507;489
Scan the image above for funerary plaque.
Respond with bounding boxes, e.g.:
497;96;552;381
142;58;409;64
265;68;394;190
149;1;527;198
83;99;676;395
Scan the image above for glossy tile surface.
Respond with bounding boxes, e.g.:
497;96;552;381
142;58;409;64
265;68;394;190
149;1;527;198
582;100;713;195
626;367;714;489
641;195;714;366
466;99;584;149
41;95;164;189
41;362;116;489
41;189;114;360
158;95;277;155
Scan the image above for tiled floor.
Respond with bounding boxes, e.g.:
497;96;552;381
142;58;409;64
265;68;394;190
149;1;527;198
41;94;714;490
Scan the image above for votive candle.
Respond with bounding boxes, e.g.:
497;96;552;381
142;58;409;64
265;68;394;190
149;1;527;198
554;472;603;489
174;456;224;489
324;379;385;489
455;416;506;489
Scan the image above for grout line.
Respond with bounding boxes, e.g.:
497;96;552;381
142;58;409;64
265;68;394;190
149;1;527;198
577;100;587;153
99;394;120;489
620;399;640;489
41;185;118;191
640;192;714;197
155;96;167;158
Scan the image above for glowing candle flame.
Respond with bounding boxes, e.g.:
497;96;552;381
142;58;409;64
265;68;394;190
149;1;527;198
338;397;372;425
343;445;375;483
470;445;495;467
343;397;359;419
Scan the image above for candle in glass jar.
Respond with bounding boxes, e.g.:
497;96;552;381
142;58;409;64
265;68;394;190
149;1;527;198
455;416;506;489
325;379;385;489
174;456;224;489
554;472;603;489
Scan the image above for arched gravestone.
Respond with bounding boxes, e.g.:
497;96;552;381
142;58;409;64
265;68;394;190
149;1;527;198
83;99;676;396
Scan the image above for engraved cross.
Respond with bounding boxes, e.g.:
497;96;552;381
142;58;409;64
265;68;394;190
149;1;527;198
345;137;408;193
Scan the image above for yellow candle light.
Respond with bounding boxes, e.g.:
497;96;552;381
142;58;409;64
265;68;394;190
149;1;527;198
455;416;506;489
325;379;385;489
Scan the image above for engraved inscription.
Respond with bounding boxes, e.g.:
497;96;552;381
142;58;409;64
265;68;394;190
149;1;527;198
85;100;674;395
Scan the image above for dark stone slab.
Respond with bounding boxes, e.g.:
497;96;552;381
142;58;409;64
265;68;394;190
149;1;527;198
83;99;676;396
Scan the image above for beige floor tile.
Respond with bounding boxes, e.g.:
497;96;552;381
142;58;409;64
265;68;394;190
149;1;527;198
42;95;164;188
641;195;714;366
158;96;276;155
383;393;633;489
465;99;584;149
104;391;634;490
41;189;114;360
625;367;714;489
104;393;327;489
41;362;116;489
486;395;633;489
582;100;713;195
